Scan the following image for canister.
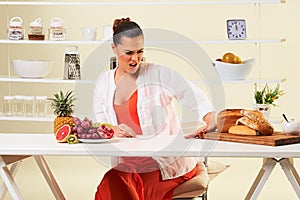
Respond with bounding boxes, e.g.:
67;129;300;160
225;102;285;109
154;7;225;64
14;95;25;116
49;17;66;41
28;18;45;40
24;96;35;117
8;16;24;40
3;96;14;116
35;96;47;117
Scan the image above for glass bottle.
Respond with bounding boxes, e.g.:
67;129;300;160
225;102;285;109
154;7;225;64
28;18;45;40
14;95;25;116
3;96;14;116
24;96;35;117
49;17;66;41
35;96;47;117
8;16;24;40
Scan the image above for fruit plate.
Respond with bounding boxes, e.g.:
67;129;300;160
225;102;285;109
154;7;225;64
78;138;118;144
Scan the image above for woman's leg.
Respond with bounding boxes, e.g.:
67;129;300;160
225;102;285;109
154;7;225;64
140;166;198;200
94;168;144;200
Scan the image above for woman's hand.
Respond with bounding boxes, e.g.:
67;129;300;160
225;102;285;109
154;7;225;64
184;125;209;139
113;124;136;138
184;112;217;139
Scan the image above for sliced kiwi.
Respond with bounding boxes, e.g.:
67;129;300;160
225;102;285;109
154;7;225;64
66;134;78;144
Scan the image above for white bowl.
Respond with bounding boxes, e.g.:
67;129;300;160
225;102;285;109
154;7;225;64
283;120;300;136
11;60;53;78
213;58;254;80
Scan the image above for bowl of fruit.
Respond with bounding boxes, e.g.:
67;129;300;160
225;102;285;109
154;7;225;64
213;52;254;80
72;117;115;142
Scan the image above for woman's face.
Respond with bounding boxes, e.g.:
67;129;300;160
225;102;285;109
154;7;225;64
113;35;144;75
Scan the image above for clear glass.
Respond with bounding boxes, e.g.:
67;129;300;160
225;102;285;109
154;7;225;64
14;95;25;116
35;96;47;117
3;96;14;116
24;96;35;117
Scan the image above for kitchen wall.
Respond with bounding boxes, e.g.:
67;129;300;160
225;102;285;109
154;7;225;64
0;0;300;199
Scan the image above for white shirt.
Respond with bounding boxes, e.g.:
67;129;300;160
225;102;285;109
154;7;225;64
93;63;214;180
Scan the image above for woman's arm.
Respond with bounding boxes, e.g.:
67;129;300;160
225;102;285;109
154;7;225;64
184;111;217;139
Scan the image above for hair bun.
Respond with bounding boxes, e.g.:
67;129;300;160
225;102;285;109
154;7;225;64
113;17;131;32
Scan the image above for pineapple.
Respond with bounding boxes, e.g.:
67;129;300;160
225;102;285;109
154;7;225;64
48;90;76;134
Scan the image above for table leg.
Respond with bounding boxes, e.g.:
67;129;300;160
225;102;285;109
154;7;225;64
279;158;300;198
0;162;21;200
245;158;277;200
0;157;23;200
33;156;66;200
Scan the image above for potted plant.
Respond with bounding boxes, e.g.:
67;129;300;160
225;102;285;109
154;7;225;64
254;83;284;118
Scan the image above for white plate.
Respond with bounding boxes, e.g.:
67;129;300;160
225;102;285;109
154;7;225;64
78;138;118;144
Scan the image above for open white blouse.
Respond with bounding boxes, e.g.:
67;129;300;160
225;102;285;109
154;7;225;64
93;63;214;180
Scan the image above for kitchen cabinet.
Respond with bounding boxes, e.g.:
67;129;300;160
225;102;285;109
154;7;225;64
0;0;286;133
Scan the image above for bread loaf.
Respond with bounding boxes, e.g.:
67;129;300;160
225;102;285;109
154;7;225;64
238;109;274;136
228;125;259;136
217;109;243;133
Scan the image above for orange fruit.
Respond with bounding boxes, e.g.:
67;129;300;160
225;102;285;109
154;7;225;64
222;52;236;63
234;55;242;64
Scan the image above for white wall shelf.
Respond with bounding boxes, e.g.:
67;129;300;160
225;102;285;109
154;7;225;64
0;116;53;122
0;76;283;85
0;76;95;84
0;116;282;124
0;0;285;6
0;39;286;45
191;78;283;85
0;39;107;45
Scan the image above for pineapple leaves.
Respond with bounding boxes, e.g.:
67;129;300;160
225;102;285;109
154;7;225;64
48;90;77;117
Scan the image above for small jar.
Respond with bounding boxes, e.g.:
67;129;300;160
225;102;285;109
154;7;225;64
14;95;25;116
8;16;24;40
3;96;15;116
35;96;48;117
48;17;66;41
24;96;35;117
28;18;45;40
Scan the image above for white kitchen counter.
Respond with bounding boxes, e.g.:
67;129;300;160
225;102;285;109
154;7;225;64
0;133;300;200
0;133;299;157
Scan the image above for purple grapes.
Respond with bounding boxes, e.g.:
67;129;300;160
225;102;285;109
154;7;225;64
72;117;102;139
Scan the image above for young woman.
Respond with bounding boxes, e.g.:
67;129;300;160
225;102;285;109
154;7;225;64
93;17;216;200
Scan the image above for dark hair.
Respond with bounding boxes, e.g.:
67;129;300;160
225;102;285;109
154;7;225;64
112;17;143;45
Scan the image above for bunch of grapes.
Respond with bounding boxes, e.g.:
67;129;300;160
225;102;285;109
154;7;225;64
72;117;114;139
72;117;101;139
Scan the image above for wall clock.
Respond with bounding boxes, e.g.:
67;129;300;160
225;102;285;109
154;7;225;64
226;19;247;40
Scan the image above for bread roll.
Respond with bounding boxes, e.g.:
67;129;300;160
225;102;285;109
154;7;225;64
217;109;243;133
229;125;259;136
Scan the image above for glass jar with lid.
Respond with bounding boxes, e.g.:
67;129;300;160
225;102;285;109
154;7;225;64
35;96;48;117
28;18;45;40
24;96;35;117
14;95;25;116
8;16;24;40
49;17;66;41
3;96;15;116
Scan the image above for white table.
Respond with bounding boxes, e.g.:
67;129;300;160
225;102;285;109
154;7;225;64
0;133;299;200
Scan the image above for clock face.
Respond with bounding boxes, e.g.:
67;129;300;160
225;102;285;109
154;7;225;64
227;19;247;40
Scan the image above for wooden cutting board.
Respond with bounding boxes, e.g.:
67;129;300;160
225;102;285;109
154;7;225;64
201;132;300;146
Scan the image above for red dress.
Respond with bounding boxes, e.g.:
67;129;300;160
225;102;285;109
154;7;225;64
94;90;197;200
